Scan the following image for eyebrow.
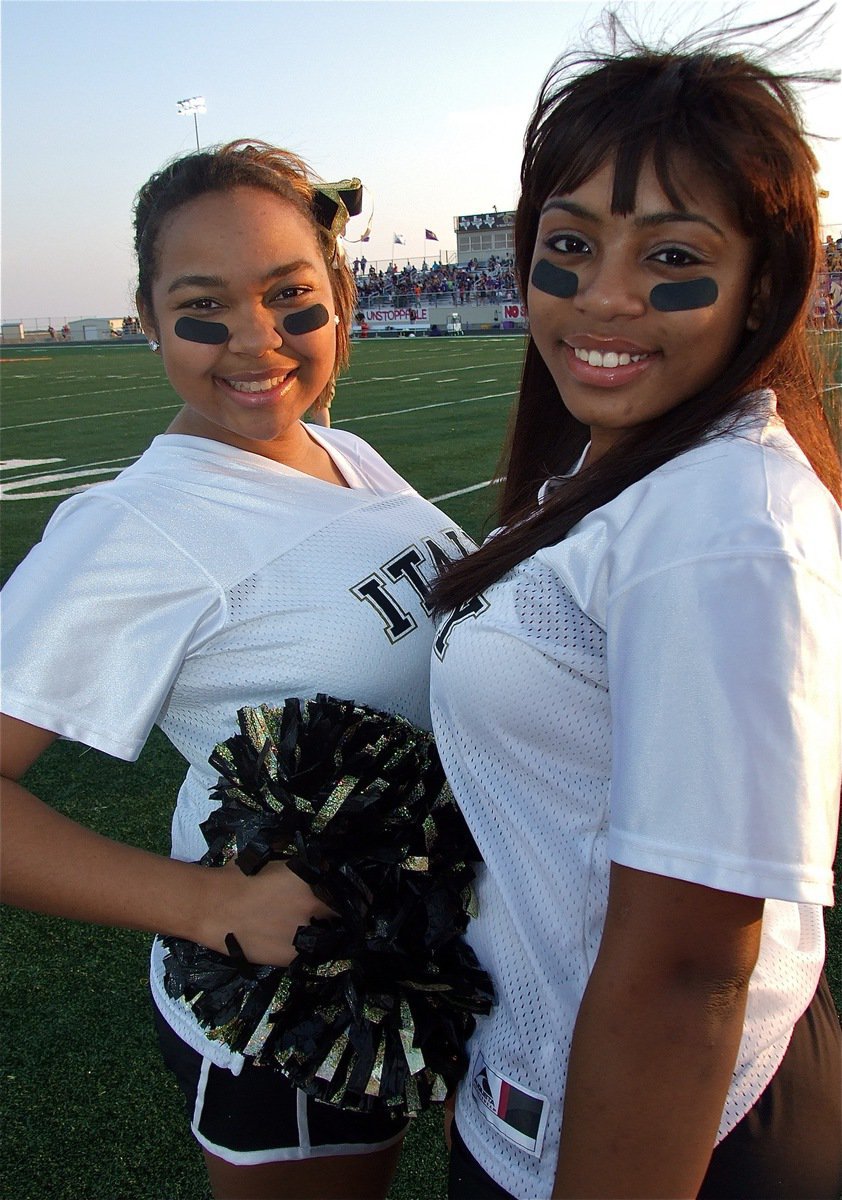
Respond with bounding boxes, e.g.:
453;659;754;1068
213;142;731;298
540;198;724;238
166;260;316;294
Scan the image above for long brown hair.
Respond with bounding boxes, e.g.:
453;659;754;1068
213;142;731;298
431;7;840;615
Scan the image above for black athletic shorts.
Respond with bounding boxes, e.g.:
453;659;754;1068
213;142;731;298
448;974;842;1199
153;1005;408;1166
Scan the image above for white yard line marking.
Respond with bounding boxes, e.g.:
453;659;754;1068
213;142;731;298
0;466;139;500
338;359;521;387
1;401;178;432
0;454;143;499
334;390;515;425
431;480;496;502
0;377;164;406
1;374;164;403
0;458;64;471
1;454;137;480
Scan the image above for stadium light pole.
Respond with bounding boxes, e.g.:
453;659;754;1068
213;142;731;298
177;96;206;151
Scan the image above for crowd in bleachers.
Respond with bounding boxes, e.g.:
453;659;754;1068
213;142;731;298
349;236;842;323
352;255;519;306
816;236;842;329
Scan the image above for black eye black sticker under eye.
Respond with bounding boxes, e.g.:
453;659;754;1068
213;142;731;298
530;258;579;298
282;303;330;335
174;316;229;344
649;278;718;312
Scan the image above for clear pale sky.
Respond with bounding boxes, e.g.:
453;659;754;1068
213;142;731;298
1;0;839;325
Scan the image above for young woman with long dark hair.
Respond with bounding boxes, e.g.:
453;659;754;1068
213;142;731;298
430;12;841;1198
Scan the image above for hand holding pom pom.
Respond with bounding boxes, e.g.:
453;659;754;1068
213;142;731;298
162;695;494;1117
198;857;336;968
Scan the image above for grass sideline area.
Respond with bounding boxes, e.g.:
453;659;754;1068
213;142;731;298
1;334;840;1200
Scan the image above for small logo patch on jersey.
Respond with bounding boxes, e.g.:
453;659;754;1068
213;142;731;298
470;1052;548;1157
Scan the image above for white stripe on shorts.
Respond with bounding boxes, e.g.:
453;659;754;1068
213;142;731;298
189;1074;406;1167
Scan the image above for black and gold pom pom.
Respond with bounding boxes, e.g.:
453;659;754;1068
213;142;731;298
162;695;494;1117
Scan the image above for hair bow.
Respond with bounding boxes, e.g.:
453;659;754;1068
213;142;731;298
312;179;364;241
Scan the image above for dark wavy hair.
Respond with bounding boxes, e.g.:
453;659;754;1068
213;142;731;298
431;6;840;615
133;139;357;406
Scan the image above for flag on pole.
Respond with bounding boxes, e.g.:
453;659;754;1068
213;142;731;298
393;233;405;245
425;229;438;241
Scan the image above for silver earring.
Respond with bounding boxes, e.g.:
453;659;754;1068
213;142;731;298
334;315;340;326
148;339;160;352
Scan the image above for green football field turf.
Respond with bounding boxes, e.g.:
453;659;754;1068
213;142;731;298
1;334;839;1199
0;337;521;581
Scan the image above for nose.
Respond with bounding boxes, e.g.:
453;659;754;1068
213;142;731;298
574;254;647;321
226;304;283;356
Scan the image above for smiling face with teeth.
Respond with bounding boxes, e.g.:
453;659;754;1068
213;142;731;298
527;156;759;463
140;186;338;466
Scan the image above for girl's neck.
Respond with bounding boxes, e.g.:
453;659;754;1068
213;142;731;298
165;410;350;486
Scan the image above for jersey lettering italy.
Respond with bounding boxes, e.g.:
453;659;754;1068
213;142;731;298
352;530;473;642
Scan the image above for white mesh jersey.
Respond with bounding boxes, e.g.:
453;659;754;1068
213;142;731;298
430;394;842;1199
1;426;472;1069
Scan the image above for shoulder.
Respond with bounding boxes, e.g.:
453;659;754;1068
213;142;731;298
32;433;442;595
43;435;331;586
539;402;841;622
620;420;838;569
8;478;225;619
43;440;216;568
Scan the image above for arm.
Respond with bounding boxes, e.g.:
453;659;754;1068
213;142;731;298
0;713;333;965
553;863;763;1199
